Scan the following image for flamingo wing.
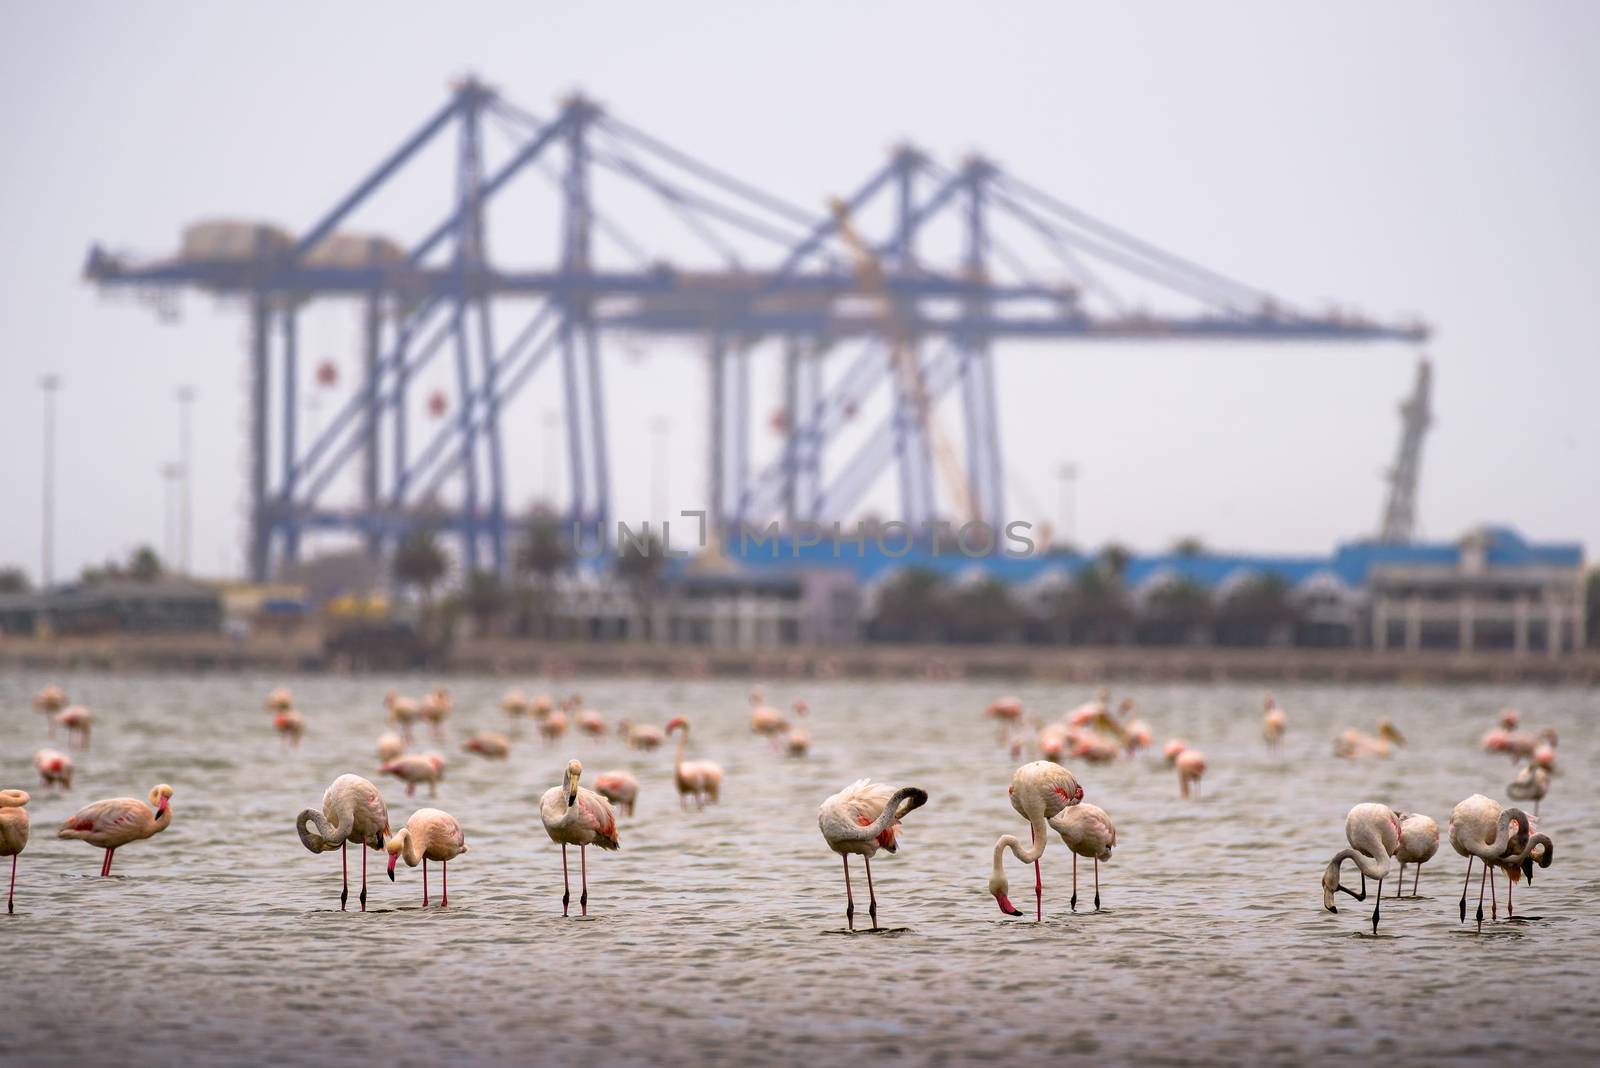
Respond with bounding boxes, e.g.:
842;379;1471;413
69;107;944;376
576;789;619;850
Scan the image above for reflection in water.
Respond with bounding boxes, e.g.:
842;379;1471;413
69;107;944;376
1;674;1595;1065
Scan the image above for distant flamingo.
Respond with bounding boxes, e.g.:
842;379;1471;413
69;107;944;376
1065;688;1108;728
539;759;619;916
379;753;445;797
538;709;569;744
592;770;639;816
1393;811;1439;898
1049;802;1116;912
376;732;405;762
265;687;294;713
58;784;174;876
818;780;929;930
33;748;73;790
1165;741;1206;799
750;695;788;744
500;689;529;727
1263;694;1287;751
1037;722;1068;763
987;761;1084;921
1335;720;1404;759
1321;803;1399;934
1;790;28;913
1448;793;1529;932
386;807;467;908
986;696;1024;745
420;689;451;741
34;683;67;729
577;708;607;739
1482;729;1538;762
530;693;554;720
462;732;511;759
273;707;306;747
785;700;810;758
386;691;420;742
1507;761;1551;815
1068;730;1120;765
620;719;664;751
1498;708;1520;730
54;705;92;750
1121;713;1153;757
665;716;723;809
296;774;391;911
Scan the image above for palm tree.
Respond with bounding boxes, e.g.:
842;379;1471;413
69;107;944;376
461;570;507;638
869;568;947;642
514;508;572;638
1139;576;1214;645
615;530;666;640
394;528;448;607
1215;573;1298;647
944;578;1025;643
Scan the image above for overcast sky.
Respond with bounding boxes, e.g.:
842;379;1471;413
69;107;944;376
1;2;1595;583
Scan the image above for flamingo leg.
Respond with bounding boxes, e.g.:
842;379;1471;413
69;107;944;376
340;842;349;911
7;854;14;914
1476;863;1488;932
406;782;415;798
561;844;571;916
1395;863;1404;899
1071;853;1078;913
1460;856;1473;922
105;847;116;877
1094;857;1101;912
422;858;429;908
580;845;589;916
842;855;855;931
1412;861;1420;898
1371;878;1382;934
360;845;368;912
1490;867;1497;919
100;849;110;877
863;854;878;930
1031;825;1043;923
1505;871;1513;918
441;861;448;908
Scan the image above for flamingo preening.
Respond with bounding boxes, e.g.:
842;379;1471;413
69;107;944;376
386;808;467;908
1049;802;1116;912
0;790;28;914
817;780;929;931
1320;802;1399;934
1393;811;1440;898
58;784;174;876
665;716;723;809
1507;760;1552;815
33;748;73;790
273;707;306;747
592;771;639;816
539;759;619;917
296;774;391;911
1448;794;1551;933
987;761;1084;921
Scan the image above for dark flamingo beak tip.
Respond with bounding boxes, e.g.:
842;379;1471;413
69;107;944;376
994;893;1023;917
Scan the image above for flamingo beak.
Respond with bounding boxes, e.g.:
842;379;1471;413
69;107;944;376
156;796;170;817
387;851;398;881
994;892;1023;917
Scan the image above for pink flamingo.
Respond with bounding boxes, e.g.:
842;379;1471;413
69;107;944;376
420;689;451;741
749;692;788;745
1263;694;1287;751
265;687;294;713
385;691;420;743
34;684;67;730
376;732;405;762
379;753;445;797
1393;810;1440;897
462;732;511;759
386;807;467;908
665;716;723;809
576;708;607;740
296;774;390;911
818;780;929;930
785;700;810;758
1321;803;1400;934
273;708;306;748
0;789;28;913
57;784;174;876
620;719;663;751
538;708;569;744
1165;741;1207;799
987;761;1084;921
500;689;529;727
54;705;92;750
592;770;639;816
1050;802;1116;912
539;759;618;916
34;748;74;790
1449;794;1538;932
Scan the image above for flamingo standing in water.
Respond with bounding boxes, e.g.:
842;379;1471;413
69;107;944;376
386;808;468;908
665;717;723;809
1;789;28;914
420;689;451;741
34;684;67;731
58;784;174;876
620;720;664;751
1448;794;1535;932
33;748;74;790
296;774;391;911
379;753;445;797
538;709;569;744
539;759;619;916
54;706;92;750
576;708;607;740
265;688;294;713
818;780;929;930
1049;802;1116;912
1320;803;1399;934
376;732;405;763
500;689;529;729
273;707;306;748
1165;741;1207;799
749;694;788;745
386;692;421;743
1507;758;1552;815
1393;811;1440;898
593;770;639;816
987;761;1084;921
785;700;810;758
462;732;511;759
1263;695;1287;751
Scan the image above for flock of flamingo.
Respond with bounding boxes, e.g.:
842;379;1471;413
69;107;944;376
0;682;1563;935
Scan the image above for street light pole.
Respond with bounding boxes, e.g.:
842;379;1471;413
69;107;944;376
161;462;183;565
177;386;196;574
39;375;60;587
1057;462;1080;549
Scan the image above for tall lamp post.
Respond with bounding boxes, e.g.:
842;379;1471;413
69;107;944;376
161;462;183;565
1056;462;1080;549
39;375;60;587
177;386;196;574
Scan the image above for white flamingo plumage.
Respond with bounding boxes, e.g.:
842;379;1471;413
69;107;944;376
385;691;420;742
58;784;174;876
386;807;467;908
1393;811;1440;898
376;732;405;762
34;683;67;720
665;716;723;809
1;789;28;914
987;761;1084;921
1049;802;1116;912
296;774;391;911
1165;741;1207;799
539;759;619;917
818;779;929;930
1320;802;1400;934
1448;794;1550;932
1263;694;1286;750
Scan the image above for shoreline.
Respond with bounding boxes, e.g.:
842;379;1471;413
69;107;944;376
1;633;1596;685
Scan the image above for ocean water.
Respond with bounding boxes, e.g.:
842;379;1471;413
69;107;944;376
1;673;1594;1066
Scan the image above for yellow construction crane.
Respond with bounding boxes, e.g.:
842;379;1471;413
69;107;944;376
828;198;977;524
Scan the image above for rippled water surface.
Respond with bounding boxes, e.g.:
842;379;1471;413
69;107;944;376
1;673;1596;1066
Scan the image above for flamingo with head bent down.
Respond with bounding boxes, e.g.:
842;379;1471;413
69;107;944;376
1049;802;1116;912
296;774;391;911
1321;803;1400;933
818;779;929;930
58;784;174;876
1448;794;1551;933
386;807;467;907
987;761;1084;921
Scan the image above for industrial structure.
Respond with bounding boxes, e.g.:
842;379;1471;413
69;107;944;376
1378;358;1433;542
84;78;1428;582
